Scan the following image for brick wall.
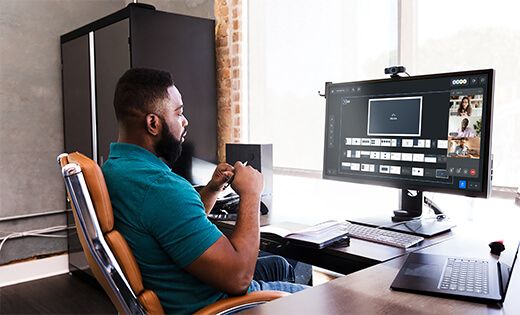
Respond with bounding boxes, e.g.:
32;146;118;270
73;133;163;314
215;0;242;162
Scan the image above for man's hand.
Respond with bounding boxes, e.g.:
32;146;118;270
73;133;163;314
231;161;264;198
199;163;233;213
207;163;234;192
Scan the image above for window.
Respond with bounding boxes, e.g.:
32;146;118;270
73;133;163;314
247;0;519;188
412;0;520;188
248;0;395;171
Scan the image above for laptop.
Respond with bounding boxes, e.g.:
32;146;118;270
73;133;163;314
391;240;519;304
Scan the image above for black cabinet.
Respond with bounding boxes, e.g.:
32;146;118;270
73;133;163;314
61;3;217;276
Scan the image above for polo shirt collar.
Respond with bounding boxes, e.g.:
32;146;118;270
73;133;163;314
108;143;171;171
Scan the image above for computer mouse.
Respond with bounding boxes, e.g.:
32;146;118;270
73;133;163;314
489;240;505;255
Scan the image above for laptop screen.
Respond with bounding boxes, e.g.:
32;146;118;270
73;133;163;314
499;241;520;298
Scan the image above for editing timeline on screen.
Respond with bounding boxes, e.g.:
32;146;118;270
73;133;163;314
324;69;494;198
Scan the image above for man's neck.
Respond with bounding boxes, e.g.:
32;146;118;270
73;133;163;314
118;135;158;158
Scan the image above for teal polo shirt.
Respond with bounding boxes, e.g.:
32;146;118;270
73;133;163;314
101;143;225;314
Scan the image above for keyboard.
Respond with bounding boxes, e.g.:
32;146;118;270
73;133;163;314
208;197;240;221
344;221;424;248
208;213;237;221
438;258;489;294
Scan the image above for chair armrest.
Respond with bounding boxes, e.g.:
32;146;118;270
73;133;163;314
194;290;290;315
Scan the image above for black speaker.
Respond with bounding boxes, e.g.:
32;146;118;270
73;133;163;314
226;143;273;195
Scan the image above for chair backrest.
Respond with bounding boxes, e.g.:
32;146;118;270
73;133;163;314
58;152;164;315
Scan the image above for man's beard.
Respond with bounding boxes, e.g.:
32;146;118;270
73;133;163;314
156;119;183;165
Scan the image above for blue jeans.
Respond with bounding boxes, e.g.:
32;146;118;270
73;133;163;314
249;255;309;293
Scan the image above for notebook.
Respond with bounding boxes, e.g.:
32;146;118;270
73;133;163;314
390;240;519;304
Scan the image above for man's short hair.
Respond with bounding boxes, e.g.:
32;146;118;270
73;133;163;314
113;68;174;121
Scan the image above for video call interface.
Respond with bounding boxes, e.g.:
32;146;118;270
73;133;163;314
324;72;490;193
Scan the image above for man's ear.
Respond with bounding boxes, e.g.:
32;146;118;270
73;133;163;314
146;114;161;136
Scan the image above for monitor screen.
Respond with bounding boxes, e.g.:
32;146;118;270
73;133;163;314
323;69;494;214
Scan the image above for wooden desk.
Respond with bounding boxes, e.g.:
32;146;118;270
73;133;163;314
212;175;520;313
216;218;455;275
215;176;519;275
213;194;455;275
241;234;520;314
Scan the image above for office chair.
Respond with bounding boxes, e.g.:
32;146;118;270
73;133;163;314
58;152;289;315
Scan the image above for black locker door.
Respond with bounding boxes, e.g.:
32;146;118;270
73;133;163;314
130;9;218;184
94;19;131;165
62;35;93;158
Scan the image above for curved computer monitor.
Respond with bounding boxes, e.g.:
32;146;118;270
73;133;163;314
323;69;494;235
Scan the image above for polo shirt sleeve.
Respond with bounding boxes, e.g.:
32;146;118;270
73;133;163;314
141;173;223;268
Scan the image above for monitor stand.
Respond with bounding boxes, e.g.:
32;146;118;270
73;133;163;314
348;189;456;238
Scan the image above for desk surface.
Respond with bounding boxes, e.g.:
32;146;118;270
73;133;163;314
216;190;470;274
242;234;520;314
216;175;520;313
216;217;455;274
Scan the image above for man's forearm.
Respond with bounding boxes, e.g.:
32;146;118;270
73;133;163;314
228;194;261;267
199;182;221;214
182;194;261;296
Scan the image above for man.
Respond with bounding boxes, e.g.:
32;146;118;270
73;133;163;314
454;138;469;156
456;118;476;138
101;68;306;314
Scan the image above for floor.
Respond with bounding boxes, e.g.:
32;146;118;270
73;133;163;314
0;272;116;315
312;269;338;286
0;270;336;314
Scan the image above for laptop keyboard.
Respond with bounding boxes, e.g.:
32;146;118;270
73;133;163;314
438;258;489;294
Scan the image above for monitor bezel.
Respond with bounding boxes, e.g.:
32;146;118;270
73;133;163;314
322;69;495;199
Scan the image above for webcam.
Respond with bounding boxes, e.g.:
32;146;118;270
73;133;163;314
384;66;406;78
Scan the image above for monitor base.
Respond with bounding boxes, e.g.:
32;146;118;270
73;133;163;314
392;209;421;222
347;216;455;238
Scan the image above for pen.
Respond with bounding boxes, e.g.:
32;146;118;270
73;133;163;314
222;161;248;190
